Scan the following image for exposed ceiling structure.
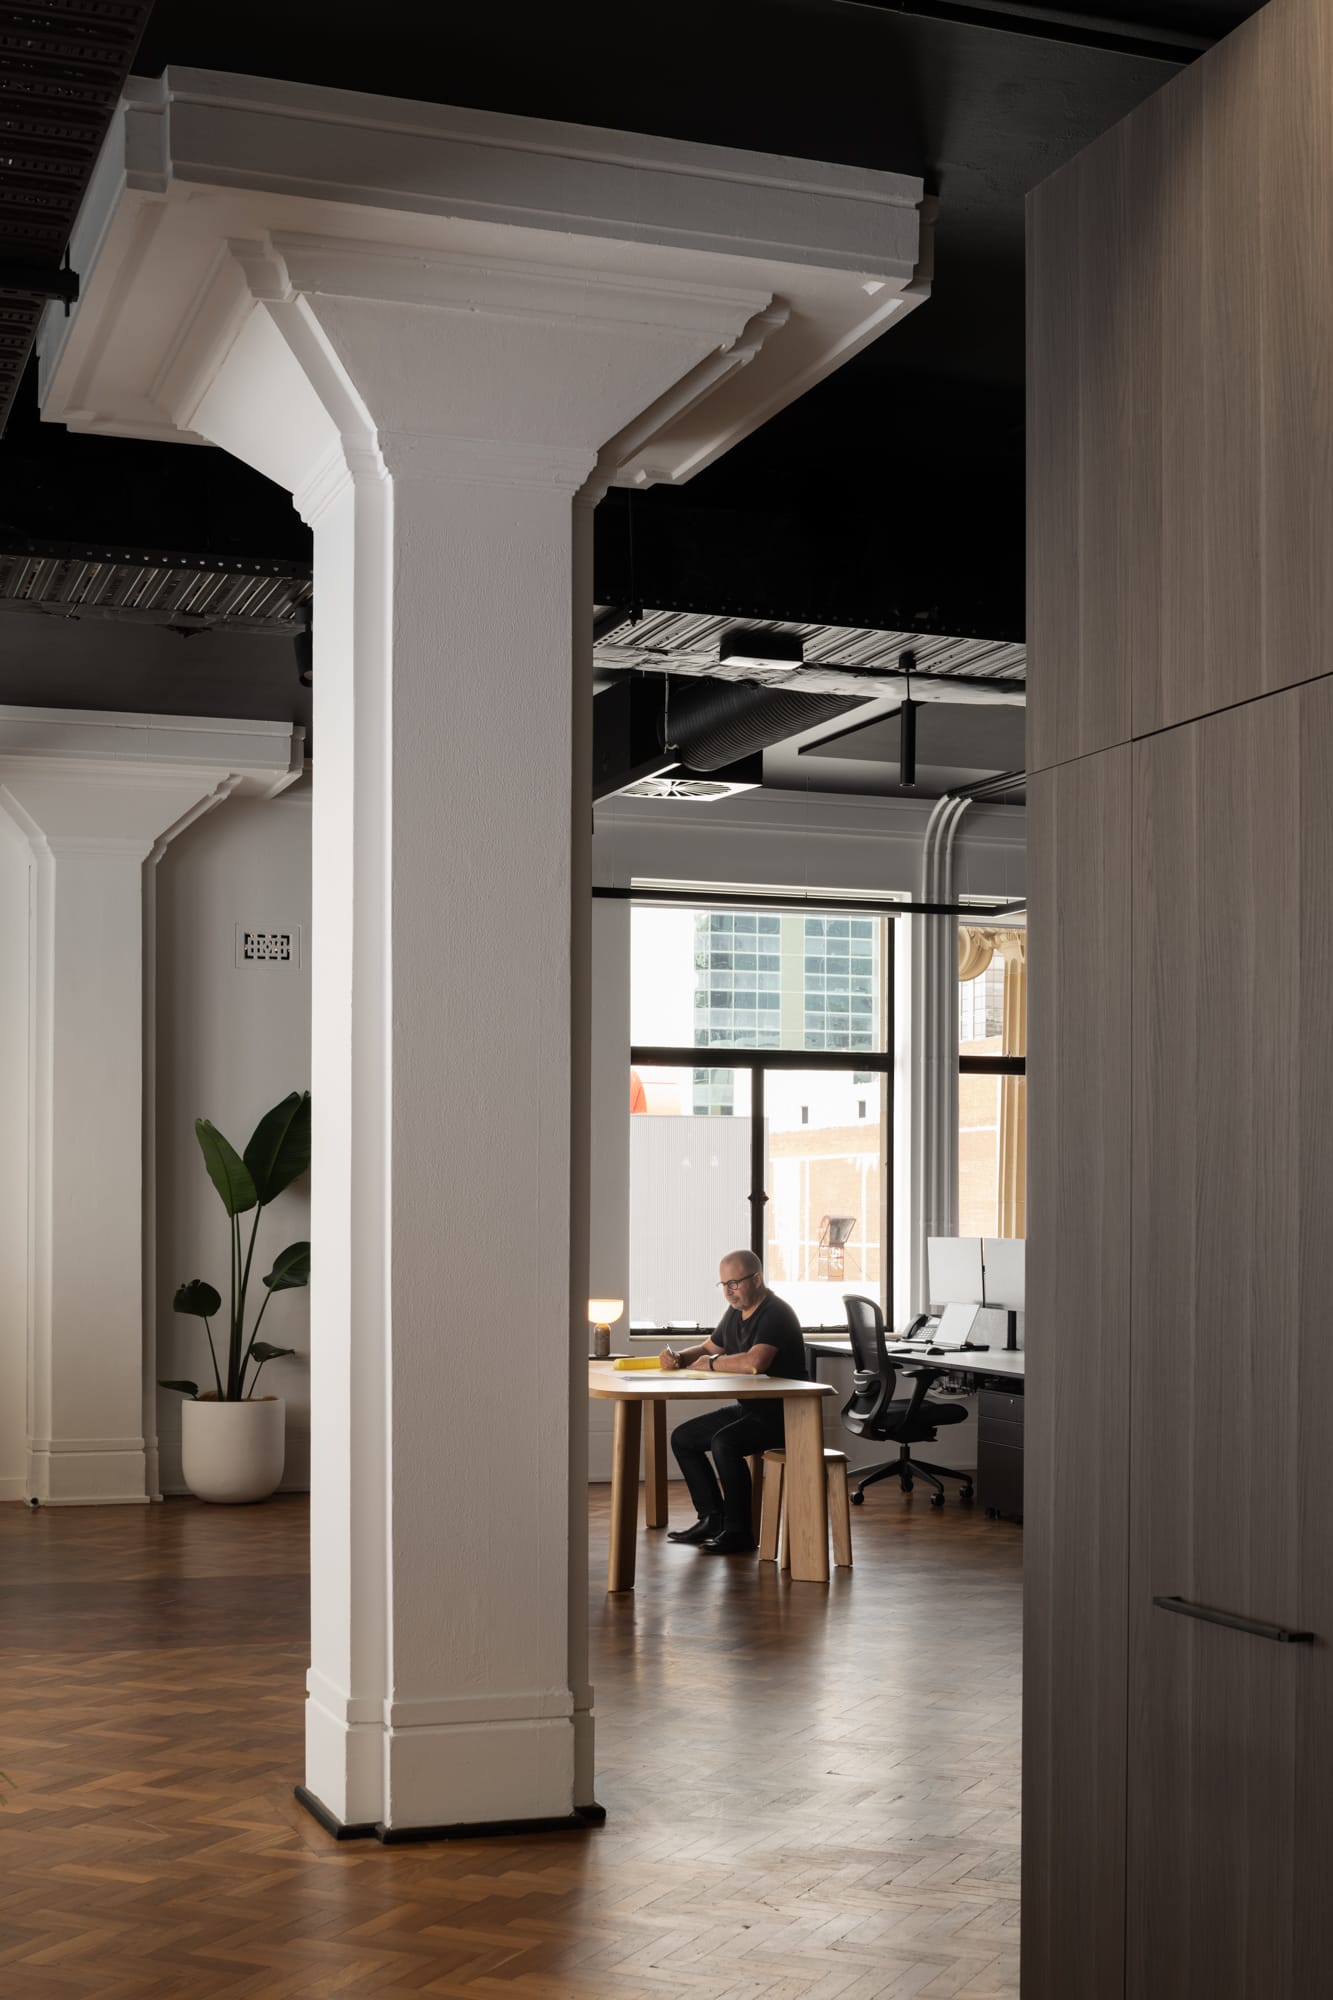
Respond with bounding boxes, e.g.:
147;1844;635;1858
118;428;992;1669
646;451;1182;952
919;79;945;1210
0;0;1264;799
0;540;311;633
594;610;1026;702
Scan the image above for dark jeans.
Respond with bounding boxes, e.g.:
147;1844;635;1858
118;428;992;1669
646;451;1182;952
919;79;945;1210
671;1402;785;1533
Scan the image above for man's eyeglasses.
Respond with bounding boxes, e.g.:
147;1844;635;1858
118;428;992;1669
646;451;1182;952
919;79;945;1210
718;1275;756;1291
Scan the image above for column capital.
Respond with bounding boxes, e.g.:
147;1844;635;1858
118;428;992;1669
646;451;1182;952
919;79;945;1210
0;708;303;855
40;67;931;495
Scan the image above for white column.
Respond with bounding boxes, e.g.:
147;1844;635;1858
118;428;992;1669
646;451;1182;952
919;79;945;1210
189;245;806;1834
306;443;602;1832
0;715;302;1505
38;68;931;1836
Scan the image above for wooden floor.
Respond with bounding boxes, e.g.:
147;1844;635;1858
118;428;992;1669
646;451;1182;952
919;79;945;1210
0;1487;1021;1999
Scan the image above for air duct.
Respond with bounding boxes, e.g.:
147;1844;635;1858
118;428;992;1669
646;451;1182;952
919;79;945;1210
593;672;863;801
661;679;861;772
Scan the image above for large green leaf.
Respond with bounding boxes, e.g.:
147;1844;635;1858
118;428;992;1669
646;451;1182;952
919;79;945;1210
173;1279;222;1318
249;1342;296;1365
263;1241;310;1292
244;1092;312;1206
158;1378;199;1398
195;1120;258;1216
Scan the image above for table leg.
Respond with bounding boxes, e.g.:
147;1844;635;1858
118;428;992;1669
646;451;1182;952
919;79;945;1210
783;1398;829;1584
644;1400;668;1528
608;1399;643;1593
748;1453;765;1542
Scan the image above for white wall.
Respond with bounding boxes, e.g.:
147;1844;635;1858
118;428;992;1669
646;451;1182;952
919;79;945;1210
0;824;28;1500
153;781;312;1492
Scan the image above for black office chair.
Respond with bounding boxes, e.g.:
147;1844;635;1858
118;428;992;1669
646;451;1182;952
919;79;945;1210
840;1294;973;1508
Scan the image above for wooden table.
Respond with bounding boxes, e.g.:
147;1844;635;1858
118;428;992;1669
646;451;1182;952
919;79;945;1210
588;1363;835;1590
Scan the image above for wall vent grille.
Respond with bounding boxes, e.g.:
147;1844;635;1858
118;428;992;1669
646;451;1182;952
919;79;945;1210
235;926;302;968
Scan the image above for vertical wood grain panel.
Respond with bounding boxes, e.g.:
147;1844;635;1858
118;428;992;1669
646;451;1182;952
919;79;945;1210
1292;676;1333;1995
1028;5;1333;1994
1199;22;1267;721
1145;59;1207;738
1260;0;1333;696
1027;160;1084;776
1077;105;1160;760
1022;749;1131;2000
1128;682;1333;1995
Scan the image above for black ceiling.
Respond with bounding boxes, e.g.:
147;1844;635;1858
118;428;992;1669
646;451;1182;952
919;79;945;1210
0;0;1264;695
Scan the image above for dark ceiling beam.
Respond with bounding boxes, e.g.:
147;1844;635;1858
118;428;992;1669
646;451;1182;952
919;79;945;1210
836;0;1219;63
594;489;1024;646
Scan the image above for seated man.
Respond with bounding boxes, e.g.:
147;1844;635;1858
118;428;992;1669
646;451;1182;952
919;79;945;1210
660;1249;807;1554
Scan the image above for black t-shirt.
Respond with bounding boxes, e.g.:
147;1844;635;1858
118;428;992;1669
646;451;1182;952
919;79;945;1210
713;1289;808;1381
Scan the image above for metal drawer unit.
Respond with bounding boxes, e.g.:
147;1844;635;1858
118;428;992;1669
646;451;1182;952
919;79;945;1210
978;1385;1024;1521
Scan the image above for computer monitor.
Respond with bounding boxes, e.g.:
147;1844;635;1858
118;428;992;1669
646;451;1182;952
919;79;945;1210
982;1237;1026;1310
927;1236;985;1307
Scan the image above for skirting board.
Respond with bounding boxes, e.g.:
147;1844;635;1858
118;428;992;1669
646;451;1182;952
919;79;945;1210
295;1785;607;1844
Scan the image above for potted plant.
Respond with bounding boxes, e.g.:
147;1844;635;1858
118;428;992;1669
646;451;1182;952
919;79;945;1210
159;1090;311;1503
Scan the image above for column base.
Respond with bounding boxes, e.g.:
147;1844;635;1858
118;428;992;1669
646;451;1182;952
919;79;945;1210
26;1439;150;1505
306;1672;591;1834
294;1785;606;1844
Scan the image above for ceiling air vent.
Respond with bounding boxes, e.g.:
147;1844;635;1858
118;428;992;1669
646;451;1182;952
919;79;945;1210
618;775;759;804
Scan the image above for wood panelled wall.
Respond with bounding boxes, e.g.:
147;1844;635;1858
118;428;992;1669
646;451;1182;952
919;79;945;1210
1024;3;1333;1996
1024;752;1131;2000
1028;0;1333;775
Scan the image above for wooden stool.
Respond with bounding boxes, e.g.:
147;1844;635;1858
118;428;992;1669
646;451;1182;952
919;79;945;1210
759;1447;852;1570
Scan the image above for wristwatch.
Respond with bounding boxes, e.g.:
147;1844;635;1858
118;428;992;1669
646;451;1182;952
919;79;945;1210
708;1354;717;1371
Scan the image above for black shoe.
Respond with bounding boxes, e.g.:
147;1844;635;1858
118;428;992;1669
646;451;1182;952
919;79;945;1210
699;1528;758;1555
667;1517;721;1545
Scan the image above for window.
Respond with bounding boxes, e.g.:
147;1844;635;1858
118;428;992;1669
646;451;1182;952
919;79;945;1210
958;922;1026;1237
628;899;894;1323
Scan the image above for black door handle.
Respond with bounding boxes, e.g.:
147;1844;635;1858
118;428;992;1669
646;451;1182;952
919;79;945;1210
1153;1595;1315;1645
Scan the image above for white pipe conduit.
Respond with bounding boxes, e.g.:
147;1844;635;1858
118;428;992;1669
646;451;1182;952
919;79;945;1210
907;793;972;1310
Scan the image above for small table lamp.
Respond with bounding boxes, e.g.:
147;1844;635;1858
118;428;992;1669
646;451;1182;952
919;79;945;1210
588;1297;624;1360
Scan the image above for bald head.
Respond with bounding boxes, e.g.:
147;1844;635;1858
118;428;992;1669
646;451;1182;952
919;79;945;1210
718;1248;765;1314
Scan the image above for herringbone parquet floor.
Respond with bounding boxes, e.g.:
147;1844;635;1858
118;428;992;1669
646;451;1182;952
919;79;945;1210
0;1487;1021;2000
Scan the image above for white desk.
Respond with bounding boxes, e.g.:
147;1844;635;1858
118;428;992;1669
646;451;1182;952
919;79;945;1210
804;1335;1026;1385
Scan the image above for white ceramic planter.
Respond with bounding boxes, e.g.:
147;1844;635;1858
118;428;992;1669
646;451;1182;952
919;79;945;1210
181;1395;286;1504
